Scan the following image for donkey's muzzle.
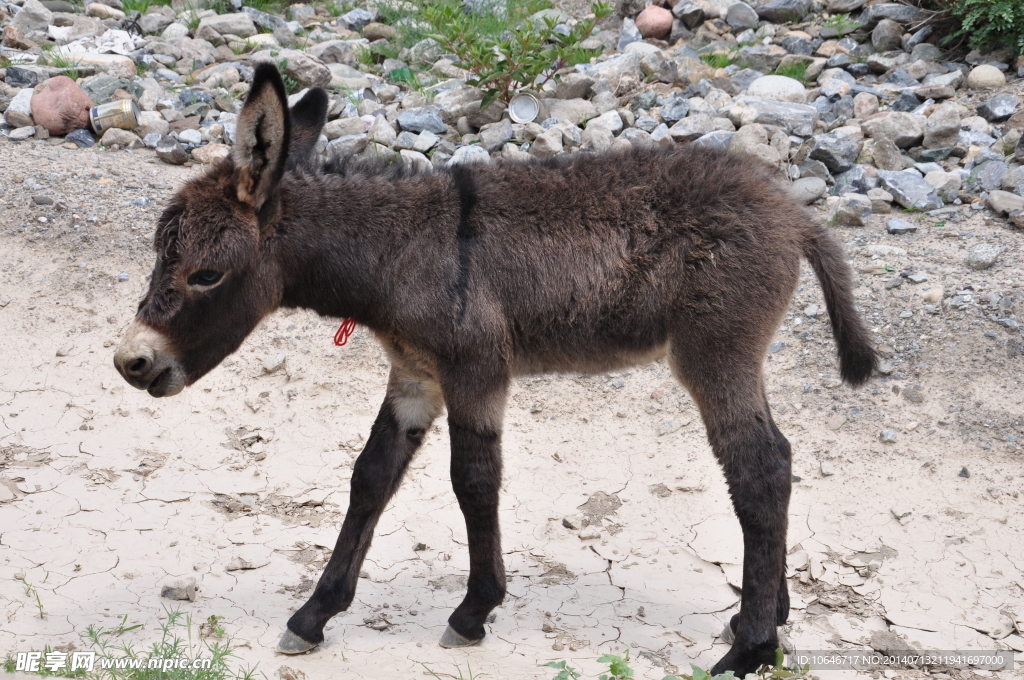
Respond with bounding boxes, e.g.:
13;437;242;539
114;320;186;397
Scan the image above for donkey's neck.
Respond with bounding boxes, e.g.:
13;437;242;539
274;170;454;329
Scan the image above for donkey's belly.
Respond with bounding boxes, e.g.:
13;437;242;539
511;340;669;377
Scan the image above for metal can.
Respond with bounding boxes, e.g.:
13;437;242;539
89;99;140;134
508;92;540;124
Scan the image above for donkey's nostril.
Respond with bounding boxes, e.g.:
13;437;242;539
126;357;152;376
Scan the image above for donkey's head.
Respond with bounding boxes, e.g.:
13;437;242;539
114;64;327;396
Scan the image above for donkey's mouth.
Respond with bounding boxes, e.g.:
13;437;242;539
147;366;184;397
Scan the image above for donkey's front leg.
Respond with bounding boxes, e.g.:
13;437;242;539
438;370;508;648
278;365;442;653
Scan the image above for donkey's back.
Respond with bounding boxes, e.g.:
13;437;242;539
385;146;832;378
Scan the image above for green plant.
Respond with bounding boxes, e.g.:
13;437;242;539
543;660;582;680
823;12;858;38
276;58;301;94
121;0;170;15
773;61;808;82
700;52;735;69
941;0;1024;55
418;0;613;108
598;651;635;680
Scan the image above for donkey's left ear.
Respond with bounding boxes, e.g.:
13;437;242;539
288;88;328;166
233;62;290;209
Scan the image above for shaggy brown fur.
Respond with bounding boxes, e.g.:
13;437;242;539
114;64;876;676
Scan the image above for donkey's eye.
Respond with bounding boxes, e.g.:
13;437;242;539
187;270;224;287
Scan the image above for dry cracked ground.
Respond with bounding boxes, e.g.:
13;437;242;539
1;141;1023;680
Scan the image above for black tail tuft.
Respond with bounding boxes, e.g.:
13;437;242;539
803;225;878;386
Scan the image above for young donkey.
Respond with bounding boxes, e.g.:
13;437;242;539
114;64;876;675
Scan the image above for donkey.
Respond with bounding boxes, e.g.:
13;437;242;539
114;63;876;676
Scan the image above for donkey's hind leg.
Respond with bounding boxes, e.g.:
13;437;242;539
279;365;443;653
669;349;792;677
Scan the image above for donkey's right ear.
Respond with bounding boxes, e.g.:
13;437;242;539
288;87;328;166
233;62;291;209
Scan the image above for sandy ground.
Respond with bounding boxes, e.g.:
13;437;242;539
1;139;1023;680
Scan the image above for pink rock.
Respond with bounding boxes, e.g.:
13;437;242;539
30;76;93;136
635;5;673;39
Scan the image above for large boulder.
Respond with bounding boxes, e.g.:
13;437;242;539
197;12;257;37
756;0;810;23
30;76;93;135
746;75;806;103
862;112;924;148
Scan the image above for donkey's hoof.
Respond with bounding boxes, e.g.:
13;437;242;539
276;629;318;655
721;621;736;645
439;625;481;649
778;629;795;654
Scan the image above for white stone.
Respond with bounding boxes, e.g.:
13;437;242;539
746;75;807;104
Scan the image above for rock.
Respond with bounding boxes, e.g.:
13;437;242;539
923;103;961;149
924;170;961;201
324;117;365;140
368;115;396;146
673;2;705;29
530;128;563;158
161;580;197;601
729;97;818;136
87;2;124;19
100;128;140;148
966;65;1005;90
340;7;373;30
969;161;1008;193
879;429;898;443
8;127;35;141
867;187;894;212
197;12;257;38
543;98;597;126
872;138;906;171
156;136;188;164
139;12;174;34
67;128;96;147
859;3;926;28
853;92;879;118
5;89;35;128
660;98;689;125
977;94;1020;122
877;171;943;210
871;19;903;52
30;76;92;135
959;467;970;478
3;25;38;50
581;125;614;152
554;73;595;100
756;0;810;23
12;0;53;34
987;190;1024;215
780;35;814;56
886;217;917;234
830;192;872;226
725;2;758;30
5;65;47;88
862;112;924;148
242;6;286;31
668;114;714;142
617;18;643;50
283;53;331;89
790;176;827;204
635;5;673;38
192;143;230;163
398;106;446;134
737;44;788;72
479;119;513;152
966;244;1002;270
809;131;860;173
746;75;805;103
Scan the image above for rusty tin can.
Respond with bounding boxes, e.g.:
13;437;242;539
89;99;140;133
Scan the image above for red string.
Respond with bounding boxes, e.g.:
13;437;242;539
333;318;357;346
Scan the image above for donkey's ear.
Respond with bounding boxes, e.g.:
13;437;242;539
233;62;290;209
288;88;328;165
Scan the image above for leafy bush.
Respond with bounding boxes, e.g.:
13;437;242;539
418;0;613;107
944;0;1024;55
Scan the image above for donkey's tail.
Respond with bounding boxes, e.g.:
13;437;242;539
802;224;877;386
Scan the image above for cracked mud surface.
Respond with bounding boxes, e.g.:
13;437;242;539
1;144;1023;680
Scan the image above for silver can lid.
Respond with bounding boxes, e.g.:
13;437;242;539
508;93;540;124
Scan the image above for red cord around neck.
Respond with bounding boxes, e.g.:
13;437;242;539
333;318;357;346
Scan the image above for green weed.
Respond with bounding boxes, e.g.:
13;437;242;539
773;61;808;82
700;52;735;69
823;12;858;38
